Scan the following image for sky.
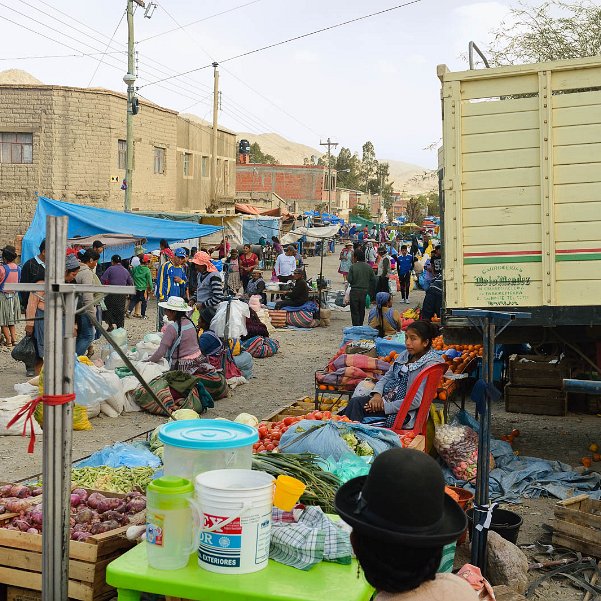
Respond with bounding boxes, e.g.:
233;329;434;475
0;0;521;168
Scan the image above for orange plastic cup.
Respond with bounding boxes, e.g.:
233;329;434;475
273;475;306;511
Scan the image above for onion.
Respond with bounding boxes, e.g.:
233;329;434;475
70;494;82;508
125;497;146;514
6;499;29;514
0;485;13;498
74;507;95;524
90;520;120;535
27;527;39;535
10;485;31;499
86;492;106;510
72;488;88;501
28;508;43;526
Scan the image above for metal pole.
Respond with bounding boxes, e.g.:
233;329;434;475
471;317;495;573
210;62;219;206
42;216;71;601
124;0;135;212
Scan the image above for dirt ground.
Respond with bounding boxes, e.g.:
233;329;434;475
0;249;599;598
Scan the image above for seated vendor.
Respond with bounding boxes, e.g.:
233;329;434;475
368;292;403;337
148;296;202;374
341;321;444;427
274;268;309;310
241;308;270;341
245;269;266;303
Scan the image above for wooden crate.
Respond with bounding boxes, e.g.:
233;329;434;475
0;526;134;601
552;495;601;557
505;385;567;416
508;355;569;388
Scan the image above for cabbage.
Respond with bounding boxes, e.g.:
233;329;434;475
149;425;163;451
234;413;259;427
171;409;200;421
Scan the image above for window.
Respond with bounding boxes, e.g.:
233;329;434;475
118;139;126;170
201;156;208;177
223;160;229;193
0;133;33;164
154;147;165;174
183;152;192;177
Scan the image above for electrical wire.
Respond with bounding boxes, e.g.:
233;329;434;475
87;8;127;87
0;51;125;61
138;0;264;44
139;0;423;89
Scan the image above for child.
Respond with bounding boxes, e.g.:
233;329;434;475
127;254;153;319
224;248;242;293
0;245;20;346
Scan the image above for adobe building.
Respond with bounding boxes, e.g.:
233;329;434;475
0;76;236;246
236;163;337;214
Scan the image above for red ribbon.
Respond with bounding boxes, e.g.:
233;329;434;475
7;393;76;454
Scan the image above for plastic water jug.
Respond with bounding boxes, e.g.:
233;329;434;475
146;476;200;570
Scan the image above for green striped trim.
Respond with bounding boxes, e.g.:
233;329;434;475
464;255;542;265
556;253;601;262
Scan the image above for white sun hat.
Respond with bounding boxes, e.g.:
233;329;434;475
157;296;190;312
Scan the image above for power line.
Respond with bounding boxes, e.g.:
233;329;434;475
138;0;264;44
0;51;126;61
88;9;127;87
139;0;423;89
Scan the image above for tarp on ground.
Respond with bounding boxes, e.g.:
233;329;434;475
22;197;222;262
242;216;280;245
281;225;339;244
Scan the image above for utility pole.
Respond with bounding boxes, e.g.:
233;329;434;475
320;137;338;215
210;62;219;207
124;0;145;212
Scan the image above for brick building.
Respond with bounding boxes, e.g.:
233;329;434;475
0;83;236;246
236;164;336;213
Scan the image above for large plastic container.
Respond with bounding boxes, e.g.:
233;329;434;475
195;469;274;574
158;420;258;481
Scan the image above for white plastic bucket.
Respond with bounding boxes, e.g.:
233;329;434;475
195;469;274;574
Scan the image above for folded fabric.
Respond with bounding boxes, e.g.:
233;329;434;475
282;301;318;313
270;506;351;570
329;353;390;373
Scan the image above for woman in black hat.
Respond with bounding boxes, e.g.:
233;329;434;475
335;448;478;600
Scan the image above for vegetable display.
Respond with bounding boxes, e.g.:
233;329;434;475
254;411;352;453
0;485;146;541
70;467;155;494
252;452;340;514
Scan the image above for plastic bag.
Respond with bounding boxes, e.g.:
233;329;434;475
11;336;36;365
74;360;119;406
318;452;370;484
75;441;161;468
210;300;250;339
279;419;401;461
109;327;128;348
34;403;92;431
434;424;494;481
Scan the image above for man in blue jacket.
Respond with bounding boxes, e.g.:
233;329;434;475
396;245;414;304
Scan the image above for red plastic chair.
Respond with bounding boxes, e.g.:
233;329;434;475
388;362;447;437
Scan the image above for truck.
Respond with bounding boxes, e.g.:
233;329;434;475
437;56;601;352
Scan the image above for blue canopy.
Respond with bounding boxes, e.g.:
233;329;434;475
22;196;222;262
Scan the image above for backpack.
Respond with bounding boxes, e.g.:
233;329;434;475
0;264;21;293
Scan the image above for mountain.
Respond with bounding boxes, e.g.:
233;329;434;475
0;69;43;85
235;132;436;194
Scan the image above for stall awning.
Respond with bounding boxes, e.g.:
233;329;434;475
22;197;222;262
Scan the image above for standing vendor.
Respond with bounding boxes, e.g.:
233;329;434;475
191;251;225;320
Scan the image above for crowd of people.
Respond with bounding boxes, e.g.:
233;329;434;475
338;225;443;328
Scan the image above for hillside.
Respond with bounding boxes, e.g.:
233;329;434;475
236;132;436;194
0;69;43;85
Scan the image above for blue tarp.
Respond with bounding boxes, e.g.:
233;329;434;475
242;217;280;245
22;197;222;262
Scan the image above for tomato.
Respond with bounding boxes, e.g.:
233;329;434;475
258;426;268;439
314;411;323;420
257;444;266;452
283;416;295;426
323;411;332;419
272;431;281;441
265;443;275;451
305;414;315;420
281;426;288;433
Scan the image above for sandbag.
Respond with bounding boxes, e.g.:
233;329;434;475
0;395;43;436
233;351;253;380
97;371;126;414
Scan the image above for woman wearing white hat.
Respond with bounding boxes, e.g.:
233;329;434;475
148;296;203;374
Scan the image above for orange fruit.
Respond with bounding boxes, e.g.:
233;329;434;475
318;384;327;390
582;457;592;468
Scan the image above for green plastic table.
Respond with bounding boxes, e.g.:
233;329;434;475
106;542;374;601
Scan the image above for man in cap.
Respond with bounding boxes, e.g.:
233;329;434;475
19;239;46;313
274;268;309;310
155;247;188;322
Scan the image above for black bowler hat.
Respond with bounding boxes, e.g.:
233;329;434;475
335;448;466;547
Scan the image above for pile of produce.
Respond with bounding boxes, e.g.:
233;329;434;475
0;484;146;541
252;452;340;513
70;467;155;494
431;337;483;401
254;411;352;453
